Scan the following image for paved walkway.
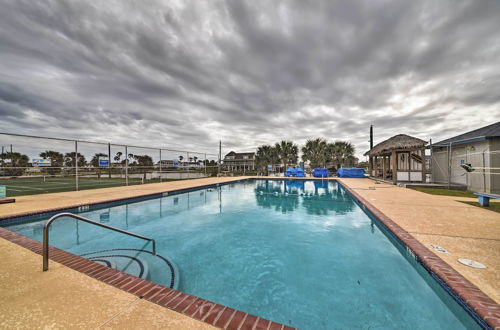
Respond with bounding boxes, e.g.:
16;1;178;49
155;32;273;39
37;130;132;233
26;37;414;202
0;238;216;329
338;178;500;303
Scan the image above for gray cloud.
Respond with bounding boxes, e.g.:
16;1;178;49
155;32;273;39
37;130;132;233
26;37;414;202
0;0;499;158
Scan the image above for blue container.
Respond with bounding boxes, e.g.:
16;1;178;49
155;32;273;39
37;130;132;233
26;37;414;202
337;168;365;178
312;168;329;177
285;167;305;177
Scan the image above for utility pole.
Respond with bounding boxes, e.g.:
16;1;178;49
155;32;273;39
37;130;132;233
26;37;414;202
218;141;221;176
369;125;374;175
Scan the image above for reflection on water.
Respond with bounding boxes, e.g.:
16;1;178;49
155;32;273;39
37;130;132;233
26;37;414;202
254;180;355;215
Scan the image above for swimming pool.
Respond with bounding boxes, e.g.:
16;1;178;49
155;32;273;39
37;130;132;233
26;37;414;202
2;179;483;329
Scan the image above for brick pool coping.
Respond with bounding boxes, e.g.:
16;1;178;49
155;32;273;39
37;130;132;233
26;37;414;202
0;176;498;329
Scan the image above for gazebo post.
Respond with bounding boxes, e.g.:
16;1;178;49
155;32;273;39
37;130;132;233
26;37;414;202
382;155;386;180
421;147;426;183
391;151;397;184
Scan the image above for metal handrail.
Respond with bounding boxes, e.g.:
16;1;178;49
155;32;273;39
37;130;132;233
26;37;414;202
43;212;156;271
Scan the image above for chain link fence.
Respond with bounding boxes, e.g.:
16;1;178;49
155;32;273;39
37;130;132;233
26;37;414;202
431;143;500;193
0;133;220;197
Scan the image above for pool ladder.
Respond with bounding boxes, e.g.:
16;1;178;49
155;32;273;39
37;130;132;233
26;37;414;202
42;212;156;271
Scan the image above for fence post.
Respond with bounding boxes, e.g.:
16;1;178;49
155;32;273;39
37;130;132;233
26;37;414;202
108;143;111;179
447;142;451;189
204;153;207;177
125;145;128;186
429;139;433;183
75;140;79;191
159;149;162;183
482;151;486;193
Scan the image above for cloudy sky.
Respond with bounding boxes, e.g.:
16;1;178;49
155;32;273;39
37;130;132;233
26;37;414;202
0;0;499;159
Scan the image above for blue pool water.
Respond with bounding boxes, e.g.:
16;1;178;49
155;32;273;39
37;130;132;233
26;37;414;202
3;180;481;329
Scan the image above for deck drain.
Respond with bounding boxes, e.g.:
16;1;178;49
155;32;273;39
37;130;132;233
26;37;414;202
430;244;449;254
457;258;487;269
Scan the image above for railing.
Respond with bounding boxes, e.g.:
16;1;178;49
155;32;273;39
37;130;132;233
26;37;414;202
42;212;156;271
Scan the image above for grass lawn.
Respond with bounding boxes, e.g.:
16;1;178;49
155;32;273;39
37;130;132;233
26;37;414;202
460;201;500;214
0;176;183;197
408;186;476;198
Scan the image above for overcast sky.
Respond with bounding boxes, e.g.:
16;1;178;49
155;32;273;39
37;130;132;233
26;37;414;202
1;0;499;159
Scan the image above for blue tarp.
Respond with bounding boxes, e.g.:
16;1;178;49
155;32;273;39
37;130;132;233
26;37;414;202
285;167;305;177
336;168;365;178
312;168;329;177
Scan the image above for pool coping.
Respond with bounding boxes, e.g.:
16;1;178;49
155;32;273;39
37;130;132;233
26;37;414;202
0;177;498;329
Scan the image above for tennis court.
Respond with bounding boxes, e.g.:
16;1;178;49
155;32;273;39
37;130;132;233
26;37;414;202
0;176;180;197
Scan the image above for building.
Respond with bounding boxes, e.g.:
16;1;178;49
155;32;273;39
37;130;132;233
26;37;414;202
223;151;255;171
364;134;427;184
431;122;500;193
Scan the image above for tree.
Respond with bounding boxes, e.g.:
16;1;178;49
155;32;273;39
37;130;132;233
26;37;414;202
127;153;137;166
275;140;298;170
64;152;86;167
134;155;153;167
39;150;64;175
328;141;355;169
114;152;122;163
179;155;184;163
132;155;153;181
255;145;279;175
301;138;328;168
0;151;29;176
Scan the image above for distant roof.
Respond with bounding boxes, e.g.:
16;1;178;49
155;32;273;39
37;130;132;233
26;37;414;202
364;134;427;156
224;151;255;159
434;121;500;146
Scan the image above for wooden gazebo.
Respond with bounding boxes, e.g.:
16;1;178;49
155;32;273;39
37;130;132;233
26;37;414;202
364;134;427;184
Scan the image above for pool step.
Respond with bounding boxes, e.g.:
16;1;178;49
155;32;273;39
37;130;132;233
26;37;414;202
80;248;178;289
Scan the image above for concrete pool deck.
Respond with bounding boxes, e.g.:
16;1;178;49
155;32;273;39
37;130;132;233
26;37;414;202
0;176;498;328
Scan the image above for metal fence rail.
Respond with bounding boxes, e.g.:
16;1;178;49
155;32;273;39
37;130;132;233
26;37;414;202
0;132;220;197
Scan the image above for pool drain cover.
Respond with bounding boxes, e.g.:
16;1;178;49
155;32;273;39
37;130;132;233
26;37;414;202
457;258;487;269
430;244;449;254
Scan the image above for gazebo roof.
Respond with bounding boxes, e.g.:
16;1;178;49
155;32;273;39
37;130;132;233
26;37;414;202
364;134;427;156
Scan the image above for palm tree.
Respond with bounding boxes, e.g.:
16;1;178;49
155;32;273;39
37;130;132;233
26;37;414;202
328;141;355;169
1;151;29;176
275;140;299;171
301;138;328;168
255;145;279;175
114;152;122;163
39;150;64;175
64;152;86;167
